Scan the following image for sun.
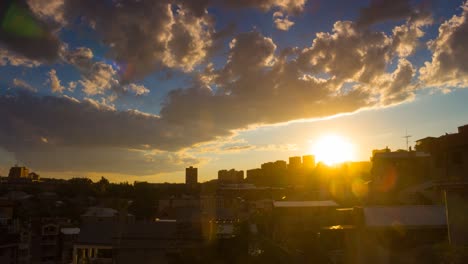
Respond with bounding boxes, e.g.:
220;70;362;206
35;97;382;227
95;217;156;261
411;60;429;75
310;134;355;166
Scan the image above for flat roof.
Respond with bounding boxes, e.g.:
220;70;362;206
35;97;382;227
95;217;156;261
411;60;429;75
273;200;338;208
61;227;80;235
363;205;446;227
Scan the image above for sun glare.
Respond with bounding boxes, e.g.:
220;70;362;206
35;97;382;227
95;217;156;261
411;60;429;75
310;134;355;166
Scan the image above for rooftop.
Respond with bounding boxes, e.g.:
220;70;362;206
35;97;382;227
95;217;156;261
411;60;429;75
362;205;446;228
373;151;430;159
273;200;338;208
77;222;178;247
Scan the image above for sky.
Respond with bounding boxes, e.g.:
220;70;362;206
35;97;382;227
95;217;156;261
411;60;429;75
0;0;468;182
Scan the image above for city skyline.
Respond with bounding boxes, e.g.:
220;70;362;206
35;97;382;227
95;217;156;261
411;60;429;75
1;0;468;182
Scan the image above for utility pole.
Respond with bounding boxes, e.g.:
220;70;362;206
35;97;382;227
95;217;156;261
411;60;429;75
403;129;412;151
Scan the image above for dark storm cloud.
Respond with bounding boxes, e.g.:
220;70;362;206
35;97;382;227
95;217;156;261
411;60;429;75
357;0;429;27
16;146;199;176
0;92;229;152
0;92;201;175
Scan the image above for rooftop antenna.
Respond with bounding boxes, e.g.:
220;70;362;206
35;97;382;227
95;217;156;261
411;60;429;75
403;129;412;151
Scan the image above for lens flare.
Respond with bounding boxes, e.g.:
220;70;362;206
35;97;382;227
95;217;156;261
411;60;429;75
2;2;45;38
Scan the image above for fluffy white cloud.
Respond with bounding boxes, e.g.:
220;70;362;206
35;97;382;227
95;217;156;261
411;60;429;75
79;63;118;95
124;84;150;96
222;0;306;14
61;0;214;80
0;49;41;67
392;14;432;57
419;2;468;89
273;11;295;31
22;0;307;81
162;8;213;72
12;78;37;93
48;69;65;94
162;21;421;139
27;0;65;27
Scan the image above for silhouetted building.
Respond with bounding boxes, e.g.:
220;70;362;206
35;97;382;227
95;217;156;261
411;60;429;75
246;168;263;183
185;166;198;185
8;166;29;178
319;205;447;263
28;172;40;182
29;218;74;264
60;227;80;264
0;200;19;264
438;182;468;249
73;221;202;264
218;169;244;184
288;156;302;170
246;160;289;186
81;207;135;224
303;155;316;169
270;200;339;253
369;149;431;204
416;124;468;181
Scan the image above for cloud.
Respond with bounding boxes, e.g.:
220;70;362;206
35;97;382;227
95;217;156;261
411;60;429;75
48;69;65;94
63;47;152;98
79;62;119;96
222;0;307;14
0;48;41;67
15;147;199;176
357;0;429;27
221;143;298;153
0;0;62;63
0;17;428;176
63;47;94;70
124;84;150;96
0;92;205;175
419;2;468;89
392;13;432;57
0;92;226;152
223;0;306;30
26;0;65;27
60;0;214;81
273;11;295;31
377;58;416;105
161;22;422;138
62;47;119;95
12;78;37;92
67;81;77;92
21;0;307;82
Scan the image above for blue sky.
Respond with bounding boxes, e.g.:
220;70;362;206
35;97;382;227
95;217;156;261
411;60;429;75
0;0;467;182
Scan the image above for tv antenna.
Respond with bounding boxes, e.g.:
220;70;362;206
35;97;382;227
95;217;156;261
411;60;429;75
403;129;412;151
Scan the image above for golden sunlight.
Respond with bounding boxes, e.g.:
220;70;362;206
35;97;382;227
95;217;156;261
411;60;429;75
310;134;356;165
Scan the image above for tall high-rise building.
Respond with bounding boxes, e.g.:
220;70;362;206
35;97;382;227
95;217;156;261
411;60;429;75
185;166;198;185
288;156;302;170
302;155;316;169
